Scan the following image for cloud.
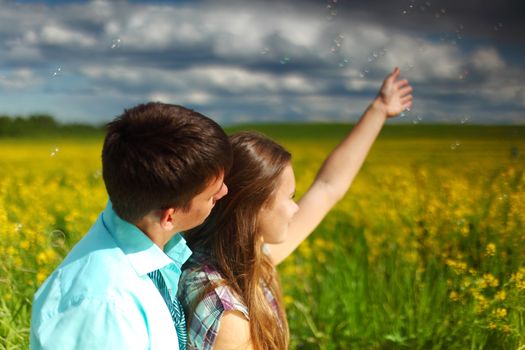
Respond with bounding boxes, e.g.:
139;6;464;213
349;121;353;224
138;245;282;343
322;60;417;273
40;23;97;48
0;68;40;90
0;0;523;124
470;47;505;71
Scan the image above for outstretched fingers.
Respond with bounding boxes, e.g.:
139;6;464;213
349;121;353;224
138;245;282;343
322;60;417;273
401;95;413;109
395;79;410;89
379;68;414;117
399;86;413;99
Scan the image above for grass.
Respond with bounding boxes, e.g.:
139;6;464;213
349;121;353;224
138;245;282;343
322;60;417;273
0;123;524;349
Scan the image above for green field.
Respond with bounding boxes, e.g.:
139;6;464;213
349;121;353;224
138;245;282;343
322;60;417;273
1;124;524;349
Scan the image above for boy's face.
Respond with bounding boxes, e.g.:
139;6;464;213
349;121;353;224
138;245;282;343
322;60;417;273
174;173;228;231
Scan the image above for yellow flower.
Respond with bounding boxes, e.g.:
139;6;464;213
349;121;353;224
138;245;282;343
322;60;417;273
13;257;23;269
481;273;499;288
475;296;488;313
478;279;488;289
20;240;30;250
36;248;58;266
445;259;468;275
36;251;48;265
313;238;327;249
494;308;507;319
495;290;507;301
37;270;49;285
298;241;312;259
6;246;16;257
485;243;496;256
517;280;525;291
449;291;459;302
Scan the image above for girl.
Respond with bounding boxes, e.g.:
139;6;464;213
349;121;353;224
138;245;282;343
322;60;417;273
178;68;413;349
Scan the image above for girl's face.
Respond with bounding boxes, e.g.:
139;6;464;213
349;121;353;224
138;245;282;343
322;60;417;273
258;164;299;244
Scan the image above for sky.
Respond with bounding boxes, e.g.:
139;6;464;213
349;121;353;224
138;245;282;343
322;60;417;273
0;0;524;125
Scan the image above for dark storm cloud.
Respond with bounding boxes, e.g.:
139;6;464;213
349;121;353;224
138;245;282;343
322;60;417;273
223;0;525;42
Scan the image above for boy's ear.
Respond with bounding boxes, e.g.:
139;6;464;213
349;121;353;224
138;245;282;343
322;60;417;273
159;208;177;231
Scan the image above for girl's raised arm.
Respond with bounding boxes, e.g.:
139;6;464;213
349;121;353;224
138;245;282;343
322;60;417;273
268;67;413;265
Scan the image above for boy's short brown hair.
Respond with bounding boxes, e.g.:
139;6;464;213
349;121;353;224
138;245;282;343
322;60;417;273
102;102;232;223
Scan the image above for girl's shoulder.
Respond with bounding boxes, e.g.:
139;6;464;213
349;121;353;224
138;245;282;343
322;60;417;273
178;251;249;349
180;252;249;318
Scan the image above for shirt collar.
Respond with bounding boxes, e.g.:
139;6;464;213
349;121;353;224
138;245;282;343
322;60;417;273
101;201;192;276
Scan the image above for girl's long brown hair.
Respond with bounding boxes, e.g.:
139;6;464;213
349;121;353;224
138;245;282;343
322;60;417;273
185;131;291;350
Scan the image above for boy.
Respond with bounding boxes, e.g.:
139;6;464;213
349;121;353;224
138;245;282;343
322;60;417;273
30;103;232;349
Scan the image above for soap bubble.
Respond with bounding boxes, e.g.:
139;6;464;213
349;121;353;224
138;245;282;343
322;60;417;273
459;70;469;80
49;229;66;248
326;0;339;20
110;38;121;49
52;67;62;77
338;58;350;68
330;34;344;53
439;33;448;41
93;169;102;179
412;115;423;124
403;62;415;72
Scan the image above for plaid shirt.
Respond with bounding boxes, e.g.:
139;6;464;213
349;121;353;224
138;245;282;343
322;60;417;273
178;251;279;350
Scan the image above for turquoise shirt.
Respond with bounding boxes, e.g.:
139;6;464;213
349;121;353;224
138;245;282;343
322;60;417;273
30;201;192;349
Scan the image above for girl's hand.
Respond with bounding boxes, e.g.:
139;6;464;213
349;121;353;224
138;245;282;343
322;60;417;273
374;67;413;118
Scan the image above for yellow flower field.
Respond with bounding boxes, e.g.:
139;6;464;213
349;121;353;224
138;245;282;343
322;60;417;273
0;124;524;349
